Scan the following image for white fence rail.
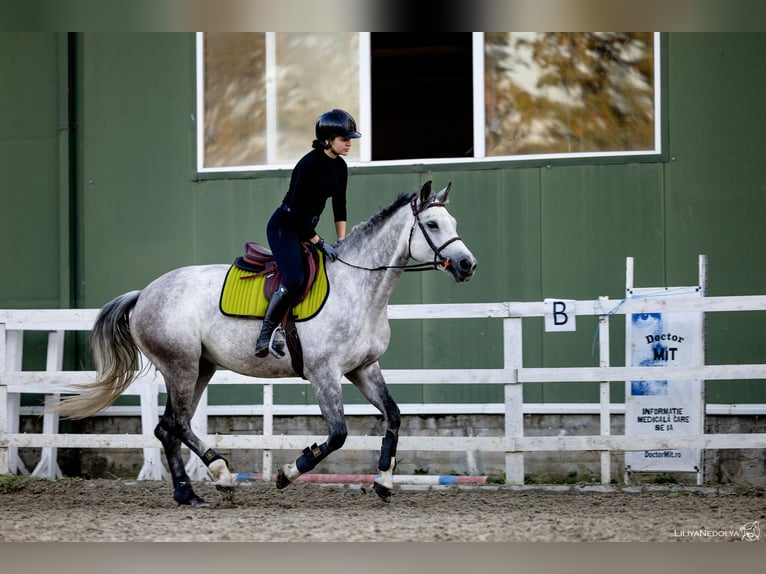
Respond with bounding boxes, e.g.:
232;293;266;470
2;294;766;485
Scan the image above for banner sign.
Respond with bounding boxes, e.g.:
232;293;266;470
624;287;704;473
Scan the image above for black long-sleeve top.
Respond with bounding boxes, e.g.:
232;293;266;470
281;148;348;241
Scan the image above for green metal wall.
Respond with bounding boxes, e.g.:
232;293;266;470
2;33;765;404
0;33;67;309
0;33;71;371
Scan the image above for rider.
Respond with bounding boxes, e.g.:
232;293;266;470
255;109;361;357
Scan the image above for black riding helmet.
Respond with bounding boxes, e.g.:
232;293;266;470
315;109;361;144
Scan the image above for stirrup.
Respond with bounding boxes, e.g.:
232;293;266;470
269;327;286;358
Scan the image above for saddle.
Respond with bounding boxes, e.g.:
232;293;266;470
235;241;320;305
220;242;330;379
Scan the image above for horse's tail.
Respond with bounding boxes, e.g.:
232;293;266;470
54;290;142;419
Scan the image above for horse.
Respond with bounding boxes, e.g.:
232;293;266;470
55;181;477;506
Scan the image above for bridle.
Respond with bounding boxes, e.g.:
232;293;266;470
406;195;464;271
337;195;462;273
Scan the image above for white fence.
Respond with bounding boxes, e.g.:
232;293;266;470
2;294;766;485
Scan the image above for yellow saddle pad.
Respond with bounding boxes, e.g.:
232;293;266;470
219;251;329;321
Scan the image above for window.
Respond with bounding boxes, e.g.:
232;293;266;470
198;33;360;170
483;33;658;158
370;33;474;160
197;32;660;172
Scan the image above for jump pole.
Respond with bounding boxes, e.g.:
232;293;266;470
232;473;490;485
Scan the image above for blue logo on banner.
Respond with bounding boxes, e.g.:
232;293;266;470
631;380;668;396
631;312;670;395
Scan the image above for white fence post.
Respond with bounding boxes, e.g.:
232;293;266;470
262;383;273;480
0;383;6;475
136;360;168;481
696;254;708;486
4;329;28;475
598;296;612;484
185;388;209;481
0;322;7;475
503;317;524;485
31;330;65;479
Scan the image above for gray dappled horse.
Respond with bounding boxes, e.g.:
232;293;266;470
56;182;477;506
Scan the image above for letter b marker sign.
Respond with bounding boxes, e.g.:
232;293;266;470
544;299;576;332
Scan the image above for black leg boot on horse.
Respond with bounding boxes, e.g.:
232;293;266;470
255;285;292;358
275;423;348;489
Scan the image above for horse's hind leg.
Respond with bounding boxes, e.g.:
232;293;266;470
346;362;401;502
155;358;237;506
154;400;208;507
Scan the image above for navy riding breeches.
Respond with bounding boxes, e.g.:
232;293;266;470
266;207;306;298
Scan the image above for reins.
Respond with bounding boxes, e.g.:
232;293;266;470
335;257;443;273
336;195;461;273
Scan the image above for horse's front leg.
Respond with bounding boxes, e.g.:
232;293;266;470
374;428;399;502
276;373;347;488
347;362;401;502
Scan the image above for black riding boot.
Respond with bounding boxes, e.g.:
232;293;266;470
255;285;292;357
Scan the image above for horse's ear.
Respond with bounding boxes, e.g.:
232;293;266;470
419;181;432;205
436;182;451;204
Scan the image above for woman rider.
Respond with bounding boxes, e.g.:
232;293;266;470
255;109;361;357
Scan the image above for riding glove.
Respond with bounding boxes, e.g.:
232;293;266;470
316;238;338;262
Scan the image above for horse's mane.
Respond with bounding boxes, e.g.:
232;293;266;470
342;192;415;245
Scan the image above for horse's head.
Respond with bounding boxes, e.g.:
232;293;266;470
409;181;477;282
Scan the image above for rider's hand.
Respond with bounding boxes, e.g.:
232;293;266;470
316;237;338;262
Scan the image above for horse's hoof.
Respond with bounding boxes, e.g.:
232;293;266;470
218;486;236;506
215;484;236;493
174;480;209;507
276;467;291;489
177;495;209;508
373;481;393;503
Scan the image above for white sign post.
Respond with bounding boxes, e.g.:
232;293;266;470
624;257;706;484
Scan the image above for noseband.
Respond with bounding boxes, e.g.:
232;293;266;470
337;195;463;273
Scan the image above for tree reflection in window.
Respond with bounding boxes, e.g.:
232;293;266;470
485;32;655;157
203;33;266;168
202;33;359;169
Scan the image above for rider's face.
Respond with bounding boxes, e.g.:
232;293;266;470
327;136;352;157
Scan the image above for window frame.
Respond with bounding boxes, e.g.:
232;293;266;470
195;32;664;176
